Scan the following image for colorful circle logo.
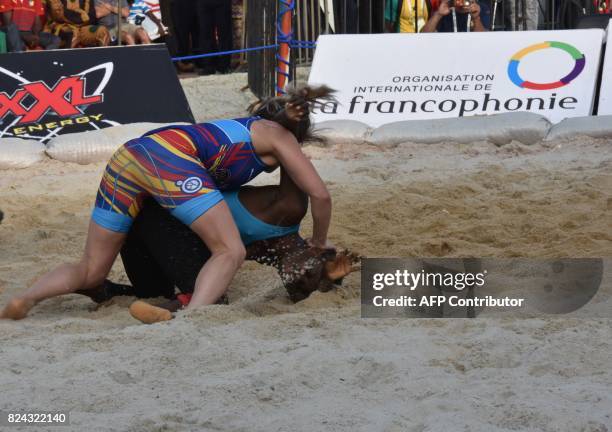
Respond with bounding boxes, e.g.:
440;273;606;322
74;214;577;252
508;41;586;90
176;177;203;194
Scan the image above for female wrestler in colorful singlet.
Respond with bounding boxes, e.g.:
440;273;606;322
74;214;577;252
93;117;274;233
1;86;336;320
90;171;358;324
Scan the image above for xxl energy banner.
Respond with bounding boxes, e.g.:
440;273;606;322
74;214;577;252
0;45;194;143
596;19;612;115
309;30;605;126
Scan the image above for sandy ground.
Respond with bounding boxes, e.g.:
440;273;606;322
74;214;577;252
1;73;611;432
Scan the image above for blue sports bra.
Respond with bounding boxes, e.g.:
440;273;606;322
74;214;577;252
223;190;299;245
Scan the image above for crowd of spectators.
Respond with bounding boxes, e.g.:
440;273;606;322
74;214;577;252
0;0;609;72
0;0;237;75
384;0;490;33
0;0;171;51
171;0;234;74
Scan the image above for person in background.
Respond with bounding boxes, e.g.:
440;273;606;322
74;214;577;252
127;0;166;41
195;0;232;75
0;1;20;51
595;0;610;13
0;0;60;51
421;0;490;32
170;0;197;72
94;0;150;44
385;0;434;33
45;0;110;47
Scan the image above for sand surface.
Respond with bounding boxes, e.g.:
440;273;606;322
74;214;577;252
1;73;611;431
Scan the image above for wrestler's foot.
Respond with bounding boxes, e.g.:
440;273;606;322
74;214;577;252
129;300;174;324
75;285;110;304
76;280;135;304
0;298;35;320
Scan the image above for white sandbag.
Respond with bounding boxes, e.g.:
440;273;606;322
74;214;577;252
46;122;186;165
368;112;551;147
0;138;47;169
544;115;612;141
312;120;372;146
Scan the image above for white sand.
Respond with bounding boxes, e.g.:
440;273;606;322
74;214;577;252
0;74;611;431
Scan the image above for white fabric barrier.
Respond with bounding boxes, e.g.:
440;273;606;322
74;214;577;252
545;115;612;141
368;112;552;147
46;123;185;164
20;114;610;169
0;138;47;169
312;120;372;145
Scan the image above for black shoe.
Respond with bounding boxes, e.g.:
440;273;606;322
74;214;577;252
175;61;195;73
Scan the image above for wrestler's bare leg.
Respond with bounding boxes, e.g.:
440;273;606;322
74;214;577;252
1;221;125;320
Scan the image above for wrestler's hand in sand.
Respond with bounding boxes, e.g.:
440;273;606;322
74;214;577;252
325;250;361;281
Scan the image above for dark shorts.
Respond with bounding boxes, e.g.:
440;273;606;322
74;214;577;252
120;198;213;298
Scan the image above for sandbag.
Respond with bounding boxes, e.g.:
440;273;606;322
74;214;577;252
312;120;372;146
368;112;551;147
0;138;47;169
46;122;186;164
545;115;612;141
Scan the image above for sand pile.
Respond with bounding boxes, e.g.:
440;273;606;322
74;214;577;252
0;74;611;431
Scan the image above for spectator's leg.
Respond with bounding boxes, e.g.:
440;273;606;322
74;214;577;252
121;31;136;45
171;0;190;56
135;27;151;44
4;23;25;52
195;0;216;74
58;29;75;48
78;26;110;47
161;33;178;57
189;0;199;53
95;26;111;46
18;31;34;49
213;0;232;73
345;0;359;33
38;32;61;50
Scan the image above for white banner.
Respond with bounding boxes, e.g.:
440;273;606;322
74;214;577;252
308;30;605;126
597;20;612;116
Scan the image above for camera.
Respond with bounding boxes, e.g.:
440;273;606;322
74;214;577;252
446;0;473;7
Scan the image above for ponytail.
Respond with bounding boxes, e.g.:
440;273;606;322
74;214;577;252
248;85;337;144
